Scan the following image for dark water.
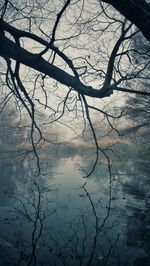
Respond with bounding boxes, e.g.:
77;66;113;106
0;150;150;266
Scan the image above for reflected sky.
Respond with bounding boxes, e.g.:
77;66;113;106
0;150;150;266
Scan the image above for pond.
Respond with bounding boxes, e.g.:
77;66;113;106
0;148;150;266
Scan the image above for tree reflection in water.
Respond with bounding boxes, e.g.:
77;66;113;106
0;153;150;265
122;160;150;266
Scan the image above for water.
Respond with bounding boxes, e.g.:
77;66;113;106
0;149;150;266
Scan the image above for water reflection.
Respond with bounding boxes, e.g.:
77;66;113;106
0;151;150;265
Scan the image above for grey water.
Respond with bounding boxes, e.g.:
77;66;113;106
0;150;150;266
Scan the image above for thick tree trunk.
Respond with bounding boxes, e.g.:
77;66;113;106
102;0;150;41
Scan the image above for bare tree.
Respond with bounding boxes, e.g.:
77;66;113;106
123;31;150;140
0;0;150;174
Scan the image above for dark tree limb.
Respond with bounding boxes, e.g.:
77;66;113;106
1;28;150;98
0;35;111;98
101;0;150;41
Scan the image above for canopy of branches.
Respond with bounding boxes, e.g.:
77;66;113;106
0;0;150;174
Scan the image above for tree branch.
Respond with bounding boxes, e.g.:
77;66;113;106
0;35;110;98
101;0;150;41
1;33;150;98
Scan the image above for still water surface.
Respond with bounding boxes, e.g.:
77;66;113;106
0;150;150;266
